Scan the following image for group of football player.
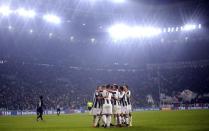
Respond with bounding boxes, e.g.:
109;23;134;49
91;84;132;128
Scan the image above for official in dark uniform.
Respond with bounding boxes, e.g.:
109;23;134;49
36;96;44;121
57;105;61;116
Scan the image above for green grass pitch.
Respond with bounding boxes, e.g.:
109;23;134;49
0;110;209;131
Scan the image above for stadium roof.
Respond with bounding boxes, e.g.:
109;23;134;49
0;0;208;42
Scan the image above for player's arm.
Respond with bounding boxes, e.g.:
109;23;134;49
112;92;119;100
126;91;131;98
95;92;99;99
119;91;125;99
101;90;109;98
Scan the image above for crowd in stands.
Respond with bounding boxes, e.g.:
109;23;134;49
0;60;209;110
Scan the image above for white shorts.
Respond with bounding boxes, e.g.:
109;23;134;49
113;105;121;114
127;105;132;113
102;104;112;115
92;108;102;115
121;106;127;114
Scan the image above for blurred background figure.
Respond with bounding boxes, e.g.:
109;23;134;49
57;104;61;116
36;96;44;121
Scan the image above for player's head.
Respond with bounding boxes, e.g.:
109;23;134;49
106;84;111;91
110;85;114;90
39;96;43;100
96;86;99;91
102;85;106;90
97;86;102;91
113;84;118;90
119;86;124;92
123;85;129;92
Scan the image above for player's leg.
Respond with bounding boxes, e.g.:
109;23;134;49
125;106;130;126
93;108;100;127
93;115;96;127
40;113;43;120
129;113;132;126
102;114;107;128
58;109;60;115
106;114;111;128
36;111;40;121
94;114;100;127
106;107;112;128
127;105;132;126
113;106;119;126
113;106;117;126
36;108;41;121
92;108;96;127
40;109;43;120
117;114;122;127
114;114;117;126
125;114;129;126
96;108;102;127
121;106;126;125
116;105;122;127
101;104;108;128
96;114;102;127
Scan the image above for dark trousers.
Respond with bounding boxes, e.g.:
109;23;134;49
37;107;43;120
57;108;60;116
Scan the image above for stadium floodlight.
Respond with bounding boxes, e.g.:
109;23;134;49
0;6;12;16
49;33;53;38
132;26;162;38
112;0;126;3
167;27;171;32
108;24;161;39
91;38;95;43
43;14;61;24
163;28;167;33
29;29;33;33
108;24;131;39
198;24;201;29
171;27;174;32
175;27;179;32
8;25;12;30
70;36;74;41
16;8;36;18
180;26;183;31
182;24;196;31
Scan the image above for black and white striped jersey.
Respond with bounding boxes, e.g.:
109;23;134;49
119;91;128;107
126;90;131;105
93;91;102;108
112;90;120;106
101;90;112;105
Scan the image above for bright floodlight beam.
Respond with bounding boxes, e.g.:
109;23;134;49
167;27;171;32
176;27;179;32
29;29;33;33
135;27;161;38
0;6;12;16
112;0;126;3
43;14;61;24
163;28;166;33
183;24;196;31
16;8;36;18
8;25;12;30
108;24;161;40
198;24;201;29
108;24;131;40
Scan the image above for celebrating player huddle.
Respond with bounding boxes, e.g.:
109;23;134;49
91;84;132;128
